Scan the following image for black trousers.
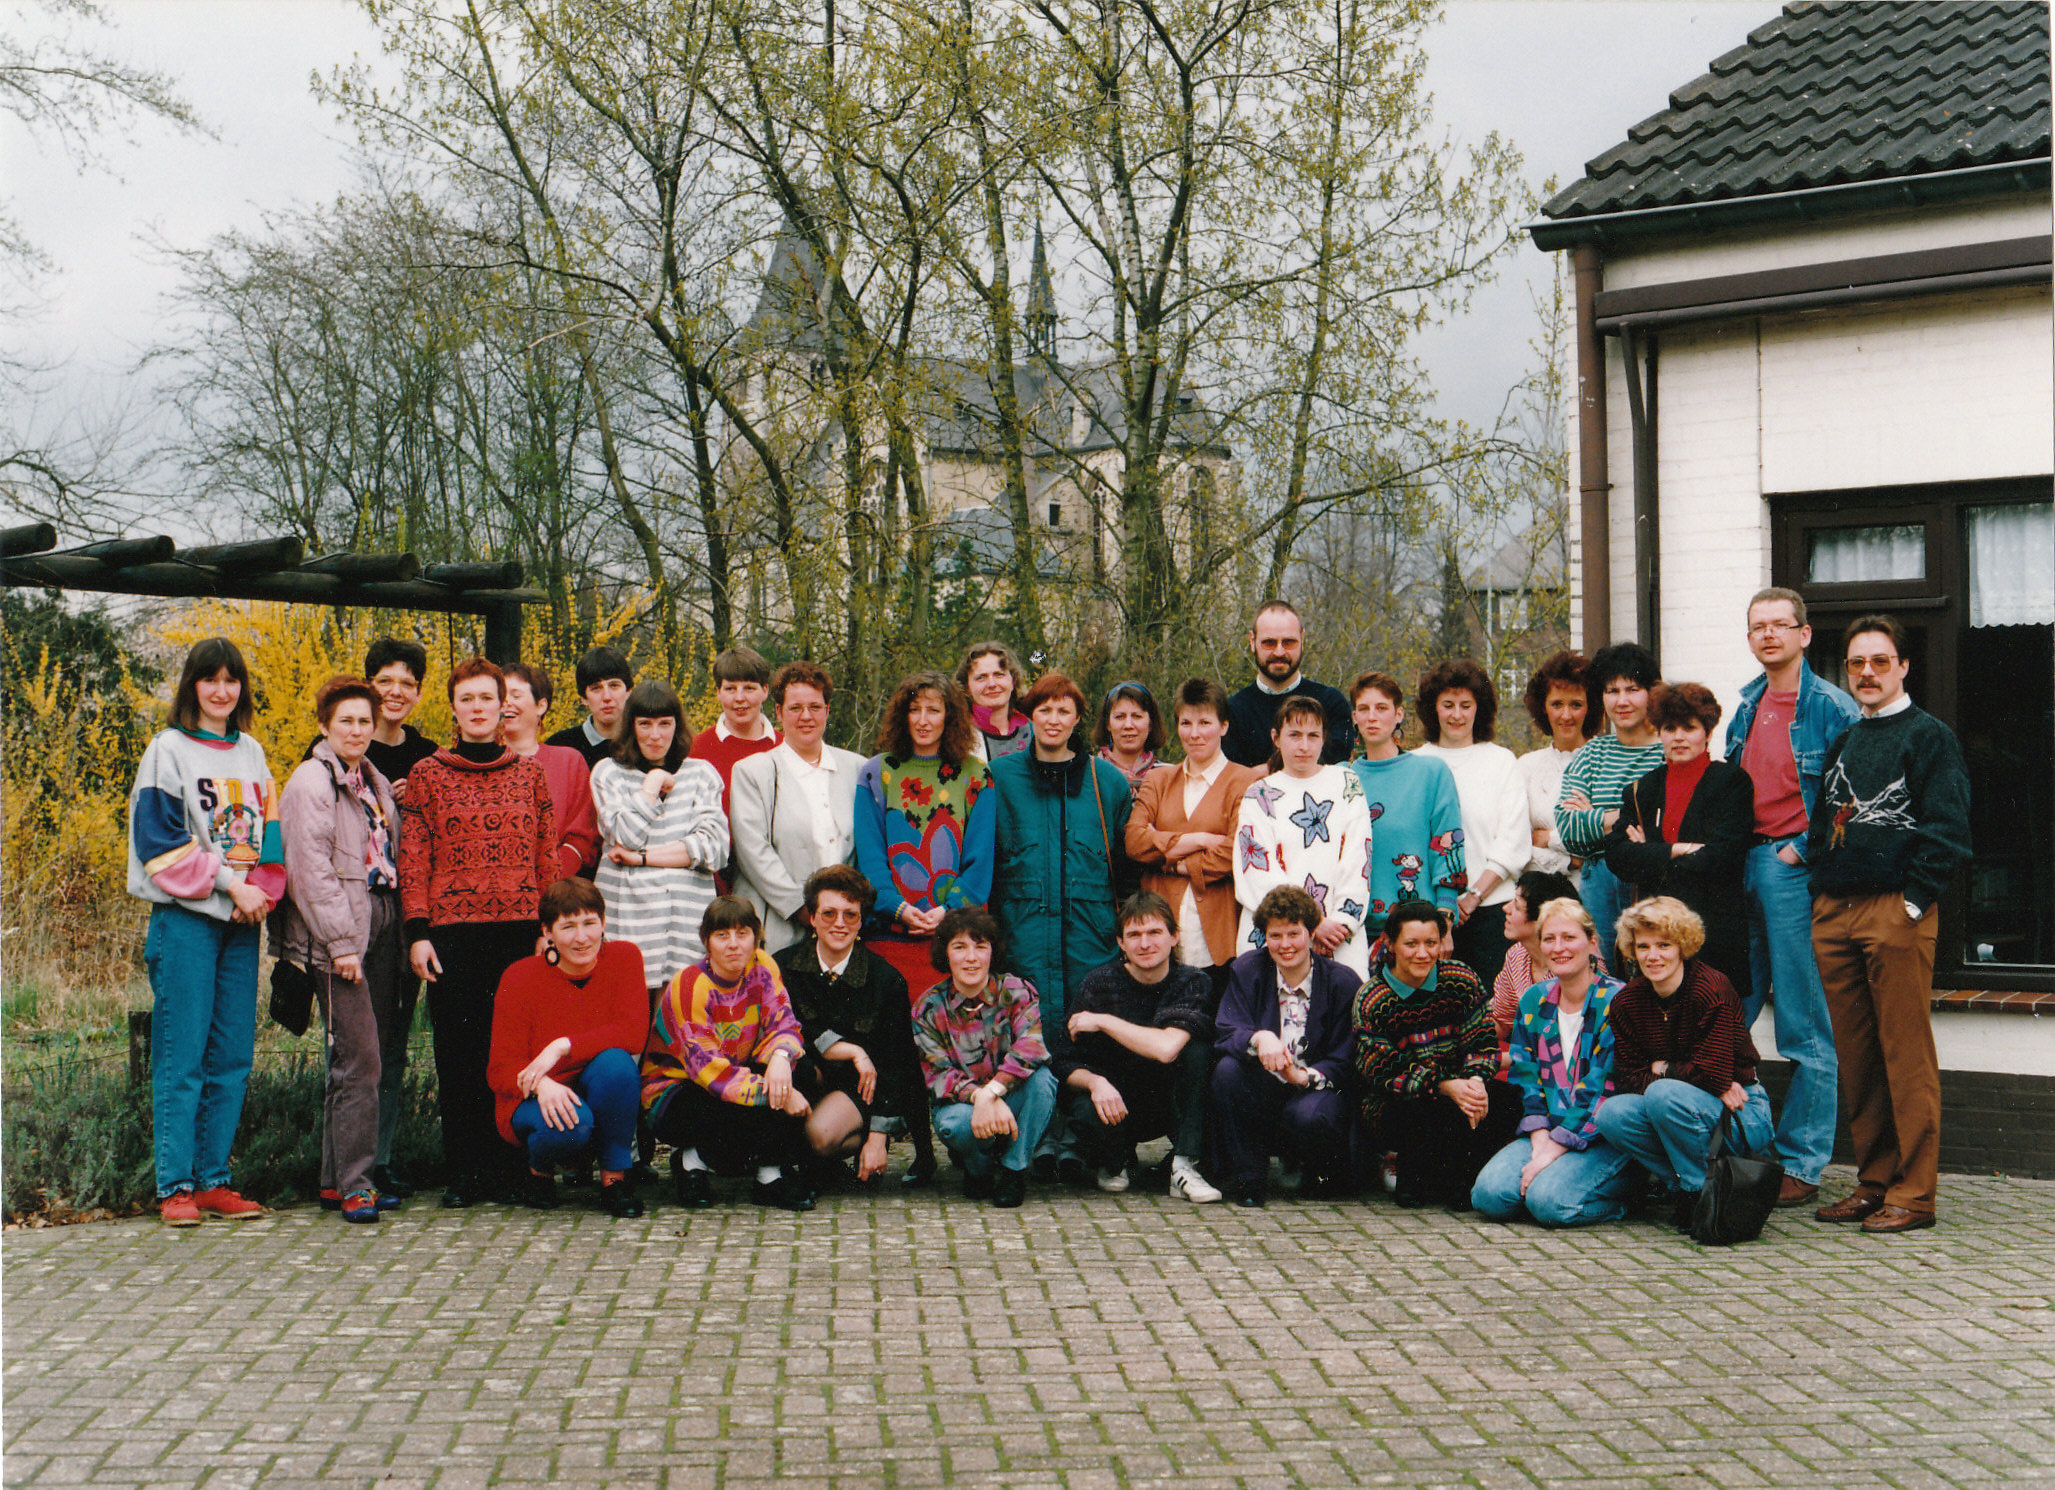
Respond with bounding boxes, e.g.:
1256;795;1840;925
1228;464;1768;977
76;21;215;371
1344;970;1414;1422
1388;1078;1523;1203
1453;902;1511;990
1067;1040;1211;1172
651;1079;808;1174
424;920;532;1184
1210;1054;1351;1191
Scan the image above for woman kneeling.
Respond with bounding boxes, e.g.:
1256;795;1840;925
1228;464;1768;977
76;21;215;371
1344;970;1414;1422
1595;896;1773;1229
1472;898;1634;1227
643;896;815;1212
488;878;648;1217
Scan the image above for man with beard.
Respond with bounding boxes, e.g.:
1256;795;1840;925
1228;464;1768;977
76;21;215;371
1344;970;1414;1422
1223;601;1354;768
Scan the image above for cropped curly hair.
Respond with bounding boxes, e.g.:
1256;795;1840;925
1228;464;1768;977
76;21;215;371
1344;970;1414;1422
1616;895;1707;962
1647;681;1722;733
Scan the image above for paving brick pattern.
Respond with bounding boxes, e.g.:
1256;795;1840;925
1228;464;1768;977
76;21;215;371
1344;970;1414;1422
7;1166;2055;1488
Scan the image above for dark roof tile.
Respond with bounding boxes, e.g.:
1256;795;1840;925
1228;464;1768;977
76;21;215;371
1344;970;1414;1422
1544;0;2051;220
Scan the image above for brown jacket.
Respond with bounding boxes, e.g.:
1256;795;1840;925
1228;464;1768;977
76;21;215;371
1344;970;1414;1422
1124;757;1265;965
276;741;400;970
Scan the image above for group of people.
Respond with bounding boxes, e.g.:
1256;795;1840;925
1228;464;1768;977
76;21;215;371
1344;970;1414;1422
128;588;1970;1236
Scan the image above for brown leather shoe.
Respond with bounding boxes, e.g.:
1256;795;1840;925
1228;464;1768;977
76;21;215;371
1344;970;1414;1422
1860;1204;1936;1235
1775;1177;1820;1208
1815;1190;1886;1223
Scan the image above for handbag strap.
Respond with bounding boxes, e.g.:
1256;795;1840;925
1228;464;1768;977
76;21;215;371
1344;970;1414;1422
1704;1106;1740;1166
1089;757;1115;892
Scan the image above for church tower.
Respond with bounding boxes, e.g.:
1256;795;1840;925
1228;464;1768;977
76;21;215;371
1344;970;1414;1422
1024;224;1057;362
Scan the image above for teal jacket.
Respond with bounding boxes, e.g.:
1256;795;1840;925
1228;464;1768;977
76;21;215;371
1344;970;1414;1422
987;749;1133;1029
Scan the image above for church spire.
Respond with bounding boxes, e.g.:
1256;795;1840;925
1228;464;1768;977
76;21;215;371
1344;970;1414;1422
1025;223;1056;360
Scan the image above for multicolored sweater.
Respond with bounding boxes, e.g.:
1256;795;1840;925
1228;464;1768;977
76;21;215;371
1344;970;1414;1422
1555;734;1666;858
1349;752;1466;918
127;727;285;921
642;950;806;1115
1352;960;1496;1125
1507;974;1624;1150
1232;764;1374;976
910;974;1049;1105
398;745;556;939
853;752;995;926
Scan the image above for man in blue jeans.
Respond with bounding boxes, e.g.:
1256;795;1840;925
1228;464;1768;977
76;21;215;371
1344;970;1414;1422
1725;587;1858;1209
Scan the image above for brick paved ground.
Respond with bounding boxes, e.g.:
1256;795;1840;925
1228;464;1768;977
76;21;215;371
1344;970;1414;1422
6;1164;2055;1488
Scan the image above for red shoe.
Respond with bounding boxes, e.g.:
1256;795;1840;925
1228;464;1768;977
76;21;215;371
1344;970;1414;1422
192;1186;265;1220
160;1192;202;1228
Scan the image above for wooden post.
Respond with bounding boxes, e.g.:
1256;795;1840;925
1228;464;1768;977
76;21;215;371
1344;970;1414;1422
128;1010;151;1088
484;599;523;665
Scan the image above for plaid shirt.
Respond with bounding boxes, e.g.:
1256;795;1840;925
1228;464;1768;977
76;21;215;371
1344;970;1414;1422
911;973;1049;1104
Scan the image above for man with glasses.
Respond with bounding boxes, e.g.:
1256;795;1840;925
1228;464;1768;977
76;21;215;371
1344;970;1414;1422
1224;601;1355;768
1723;587;1857;1209
1806;614;1971;1235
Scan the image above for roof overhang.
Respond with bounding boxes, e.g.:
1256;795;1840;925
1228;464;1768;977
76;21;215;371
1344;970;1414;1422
1527;158;2051;252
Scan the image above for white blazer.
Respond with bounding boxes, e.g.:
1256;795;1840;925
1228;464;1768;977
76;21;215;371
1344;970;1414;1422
728;742;866;951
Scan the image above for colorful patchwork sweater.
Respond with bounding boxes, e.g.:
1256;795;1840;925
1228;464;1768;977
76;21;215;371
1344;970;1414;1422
1232;765;1374;976
126;727;285;921
910;973;1050;1105
853;752;995;928
1352;960;1497;1125
1506;974;1624;1150
642;950;806;1115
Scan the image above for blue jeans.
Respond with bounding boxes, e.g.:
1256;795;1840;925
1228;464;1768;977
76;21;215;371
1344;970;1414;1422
1595;1080;1774;1194
1744;840;1838;1183
145;903;260;1198
1579;859;1630;955
509;1048;642;1174
1472;1132;1635;1227
932;1067;1058;1175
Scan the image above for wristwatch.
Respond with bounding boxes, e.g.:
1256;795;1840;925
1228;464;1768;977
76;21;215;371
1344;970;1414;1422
1903;900;1923;923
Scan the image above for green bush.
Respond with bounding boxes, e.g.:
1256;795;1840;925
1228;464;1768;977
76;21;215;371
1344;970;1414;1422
2;1036;443;1218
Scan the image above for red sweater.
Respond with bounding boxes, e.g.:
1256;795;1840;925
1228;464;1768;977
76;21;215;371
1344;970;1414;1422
489;939;650;1143
1607;959;1758;1098
399;746;557;938
687;724;779;813
532;744;600;878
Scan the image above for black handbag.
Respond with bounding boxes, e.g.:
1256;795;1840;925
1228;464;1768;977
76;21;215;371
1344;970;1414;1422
268;956;316;1037
1689;1108;1784;1246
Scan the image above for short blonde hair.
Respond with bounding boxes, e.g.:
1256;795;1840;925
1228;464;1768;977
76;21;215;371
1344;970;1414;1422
1535;896;1596;942
1616;895;1707;962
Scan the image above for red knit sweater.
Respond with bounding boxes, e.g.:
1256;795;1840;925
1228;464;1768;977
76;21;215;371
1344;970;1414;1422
687;724;779;813
488;939;650;1143
1607;959;1759;1098
399;746;557;936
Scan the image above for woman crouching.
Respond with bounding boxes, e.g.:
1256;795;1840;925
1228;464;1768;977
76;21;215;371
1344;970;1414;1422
642;896;816;1212
487;878;648;1218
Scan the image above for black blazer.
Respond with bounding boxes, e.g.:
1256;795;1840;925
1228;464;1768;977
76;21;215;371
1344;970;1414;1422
1213;948;1360;1089
1603;759;1754;930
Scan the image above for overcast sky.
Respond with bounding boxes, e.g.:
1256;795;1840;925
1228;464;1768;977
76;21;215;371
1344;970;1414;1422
2;0;1784;532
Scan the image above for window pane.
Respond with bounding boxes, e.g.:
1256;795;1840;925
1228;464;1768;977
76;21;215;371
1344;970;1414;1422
1807;523;1925;583
1966;502;2054;627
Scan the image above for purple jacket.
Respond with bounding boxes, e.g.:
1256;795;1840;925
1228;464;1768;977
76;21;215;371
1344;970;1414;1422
1214;948;1359;1090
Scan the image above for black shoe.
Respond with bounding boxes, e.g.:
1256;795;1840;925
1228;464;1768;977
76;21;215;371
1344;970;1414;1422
992;1169;1027;1208
752;1173;816;1212
440;1173;478;1209
523;1173;561;1211
371;1165;414;1200
672;1156;714;1210
600;1180;645;1219
1057;1155;1090;1188
962;1169;996;1202
628;1162;660;1188
1233;1185;1266;1209
1672;1191;1700;1232
900;1157;938;1189
1393;1186;1431;1209
1031;1153;1059;1183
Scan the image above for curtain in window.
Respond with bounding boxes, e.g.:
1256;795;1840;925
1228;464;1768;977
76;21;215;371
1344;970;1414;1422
1966;503;2054;627
1807;524;1925;583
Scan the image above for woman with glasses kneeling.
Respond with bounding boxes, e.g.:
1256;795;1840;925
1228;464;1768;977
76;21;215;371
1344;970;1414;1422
1472;897;1633;1227
911;907;1058;1209
1595;896;1773;1229
642;896;816;1212
488;878;648;1218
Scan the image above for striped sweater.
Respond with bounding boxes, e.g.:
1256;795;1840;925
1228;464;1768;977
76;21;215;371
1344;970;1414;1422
641;950;805;1115
591;756;728;988
1554;734;1665;858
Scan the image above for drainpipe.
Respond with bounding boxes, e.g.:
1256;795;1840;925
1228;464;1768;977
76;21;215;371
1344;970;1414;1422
1572;244;1612;651
1619;327;1659;658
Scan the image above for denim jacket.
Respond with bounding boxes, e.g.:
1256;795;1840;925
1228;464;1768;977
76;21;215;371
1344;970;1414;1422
1723;663;1858;855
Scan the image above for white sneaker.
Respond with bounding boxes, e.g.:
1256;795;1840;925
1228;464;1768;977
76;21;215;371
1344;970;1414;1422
1170;1158;1222;1204
1096;1167;1131;1193
1277;1165;1304;1192
1380;1152;1400;1194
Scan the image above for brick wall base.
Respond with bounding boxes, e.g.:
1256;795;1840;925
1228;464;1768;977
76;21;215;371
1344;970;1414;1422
1756;1060;2055;1180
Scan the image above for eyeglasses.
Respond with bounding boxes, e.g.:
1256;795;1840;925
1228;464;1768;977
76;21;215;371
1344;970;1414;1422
1847;656;1901;675
812;907;863;922
1747;621;1800;637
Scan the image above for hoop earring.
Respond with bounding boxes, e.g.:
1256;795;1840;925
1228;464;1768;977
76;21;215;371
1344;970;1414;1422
544;941;561;966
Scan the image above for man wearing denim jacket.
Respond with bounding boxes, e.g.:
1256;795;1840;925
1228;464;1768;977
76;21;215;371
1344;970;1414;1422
1724;587;1858;1208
